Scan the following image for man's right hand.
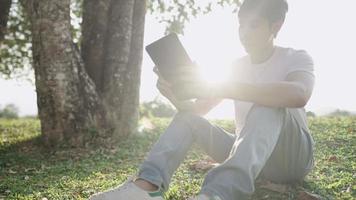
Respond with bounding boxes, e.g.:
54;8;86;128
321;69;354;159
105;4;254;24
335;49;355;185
154;66;177;102
154;66;197;112
153;66;222;115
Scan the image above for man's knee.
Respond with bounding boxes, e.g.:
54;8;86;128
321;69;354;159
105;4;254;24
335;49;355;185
173;111;210;133
246;105;286;122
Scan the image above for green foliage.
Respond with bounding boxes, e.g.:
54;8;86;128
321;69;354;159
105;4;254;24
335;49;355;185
0;0;32;80
306;111;316;117
0;117;355;199
140;98;176;118
0;104;19;119
327;109;354;117
0;0;242;78
0;0;82;80
147;0;241;34
70;0;83;44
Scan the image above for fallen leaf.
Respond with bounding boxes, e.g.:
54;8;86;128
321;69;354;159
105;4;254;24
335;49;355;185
345;185;352;193
328;155;338;162
40;164;49;170
190;159;218;172
297;190;322;200
25;168;36;172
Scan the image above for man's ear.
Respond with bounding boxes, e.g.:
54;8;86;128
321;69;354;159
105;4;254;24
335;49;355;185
271;19;284;38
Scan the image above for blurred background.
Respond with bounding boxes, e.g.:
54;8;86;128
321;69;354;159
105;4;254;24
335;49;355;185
1;0;355;119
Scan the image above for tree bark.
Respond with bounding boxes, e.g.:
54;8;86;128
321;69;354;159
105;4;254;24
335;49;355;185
21;0;147;146
81;0;110;92
82;0;146;139
115;0;146;138
0;0;12;43
23;0;105;146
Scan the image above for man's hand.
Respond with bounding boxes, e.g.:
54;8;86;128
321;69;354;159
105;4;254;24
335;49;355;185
154;66;177;101
154;63;217;100
153;65;222;115
154;66;198;112
171;64;217;100
174;81;215;100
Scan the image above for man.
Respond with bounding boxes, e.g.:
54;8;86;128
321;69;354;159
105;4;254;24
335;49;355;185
90;0;315;199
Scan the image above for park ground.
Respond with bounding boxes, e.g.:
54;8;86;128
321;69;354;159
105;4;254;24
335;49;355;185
0;117;355;199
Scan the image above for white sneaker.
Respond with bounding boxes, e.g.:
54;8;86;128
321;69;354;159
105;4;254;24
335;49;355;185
188;194;222;200
89;178;164;200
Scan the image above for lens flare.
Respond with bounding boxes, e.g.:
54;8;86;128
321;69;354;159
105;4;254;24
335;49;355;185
198;63;231;85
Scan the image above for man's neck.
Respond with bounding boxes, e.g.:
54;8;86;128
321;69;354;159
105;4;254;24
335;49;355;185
249;44;276;64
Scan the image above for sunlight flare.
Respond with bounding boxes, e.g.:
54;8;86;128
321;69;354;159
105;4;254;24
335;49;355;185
198;62;231;84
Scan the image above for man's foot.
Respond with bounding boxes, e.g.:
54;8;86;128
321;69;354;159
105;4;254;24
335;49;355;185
89;177;164;200
188;194;222;200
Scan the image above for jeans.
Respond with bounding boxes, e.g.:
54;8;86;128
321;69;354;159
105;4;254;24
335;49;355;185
137;105;314;200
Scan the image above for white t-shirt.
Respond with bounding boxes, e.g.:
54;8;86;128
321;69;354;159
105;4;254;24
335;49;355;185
232;46;314;131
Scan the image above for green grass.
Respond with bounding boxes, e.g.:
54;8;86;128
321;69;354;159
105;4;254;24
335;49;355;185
0;117;355;200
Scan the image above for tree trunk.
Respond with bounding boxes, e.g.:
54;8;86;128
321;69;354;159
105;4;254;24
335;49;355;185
81;0;110;92
82;0;146;139
22;0;146;146
0;0;12;44
101;0;146;138
115;0;146;138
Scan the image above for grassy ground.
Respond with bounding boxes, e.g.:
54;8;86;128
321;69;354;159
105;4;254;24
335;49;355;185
0;117;355;200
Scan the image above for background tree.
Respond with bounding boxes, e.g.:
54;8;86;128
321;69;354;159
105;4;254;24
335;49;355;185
0;0;241;147
328;109;354;117
0;103;19;119
306;111;316;118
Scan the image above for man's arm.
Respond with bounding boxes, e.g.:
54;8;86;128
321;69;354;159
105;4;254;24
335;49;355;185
154;66;222;116
214;71;314;108
172;98;222;116
159;78;222;116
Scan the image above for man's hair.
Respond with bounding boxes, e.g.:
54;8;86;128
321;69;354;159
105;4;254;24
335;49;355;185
238;0;289;23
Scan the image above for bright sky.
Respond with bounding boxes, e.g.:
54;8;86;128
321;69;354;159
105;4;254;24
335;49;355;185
1;0;355;118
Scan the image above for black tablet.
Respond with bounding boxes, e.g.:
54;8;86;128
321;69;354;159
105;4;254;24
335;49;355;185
145;33;193;81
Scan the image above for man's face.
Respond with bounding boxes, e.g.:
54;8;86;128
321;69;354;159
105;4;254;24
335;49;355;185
238;13;275;54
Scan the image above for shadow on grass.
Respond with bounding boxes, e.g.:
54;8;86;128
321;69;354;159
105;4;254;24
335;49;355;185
0;131;162;199
2;117;352;200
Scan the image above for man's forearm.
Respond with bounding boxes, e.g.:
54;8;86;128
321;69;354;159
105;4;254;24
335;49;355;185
216;81;308;108
165;95;197;113
169;97;213;116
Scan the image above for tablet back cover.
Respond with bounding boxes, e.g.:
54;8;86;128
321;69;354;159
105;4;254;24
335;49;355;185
145;33;192;80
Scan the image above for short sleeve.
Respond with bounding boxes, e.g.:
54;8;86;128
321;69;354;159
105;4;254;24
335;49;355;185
229;56;249;82
285;50;314;77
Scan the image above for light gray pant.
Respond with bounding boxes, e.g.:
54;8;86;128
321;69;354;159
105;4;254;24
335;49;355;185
138;105;314;200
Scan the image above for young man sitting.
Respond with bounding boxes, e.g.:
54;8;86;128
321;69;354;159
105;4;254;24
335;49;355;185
90;0;315;199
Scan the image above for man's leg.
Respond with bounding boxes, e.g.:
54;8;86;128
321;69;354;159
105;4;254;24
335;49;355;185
199;105;287;200
199;105;314;200
259;108;314;183
137;111;237;192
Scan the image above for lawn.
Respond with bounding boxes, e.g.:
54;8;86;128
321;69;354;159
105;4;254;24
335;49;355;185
0;117;355;200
